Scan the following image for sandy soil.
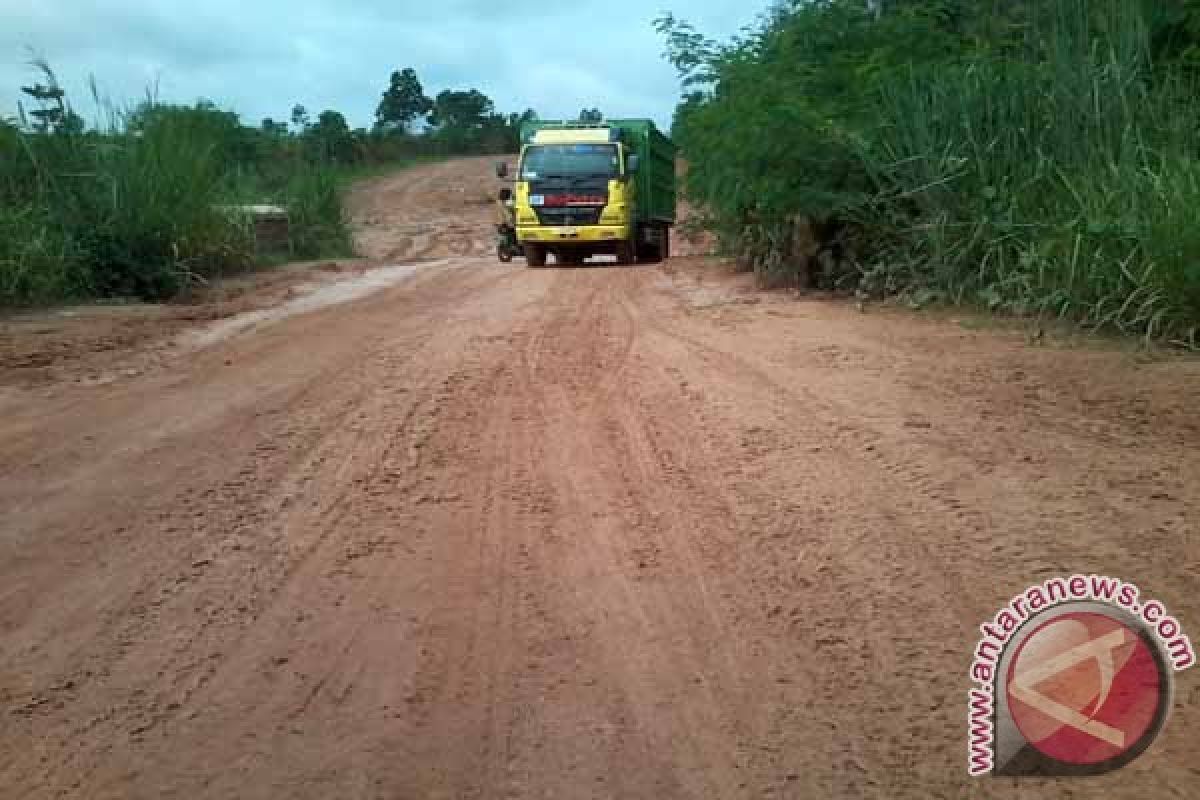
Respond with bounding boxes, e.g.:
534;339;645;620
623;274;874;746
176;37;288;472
2;158;1199;799
0;260;367;390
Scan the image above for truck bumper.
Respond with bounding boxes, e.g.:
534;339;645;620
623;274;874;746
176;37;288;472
517;224;631;245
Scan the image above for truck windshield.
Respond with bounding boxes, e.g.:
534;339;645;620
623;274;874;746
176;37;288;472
520;144;619;180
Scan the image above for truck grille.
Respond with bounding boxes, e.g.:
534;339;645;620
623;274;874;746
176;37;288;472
528;178;609;227
533;206;603;226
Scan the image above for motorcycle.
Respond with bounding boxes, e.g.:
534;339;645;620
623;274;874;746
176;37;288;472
496;224;523;263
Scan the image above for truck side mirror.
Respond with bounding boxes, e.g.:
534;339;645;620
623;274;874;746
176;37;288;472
495;161;509;178
627;155;640;175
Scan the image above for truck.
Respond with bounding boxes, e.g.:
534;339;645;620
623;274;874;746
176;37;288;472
497;119;676;267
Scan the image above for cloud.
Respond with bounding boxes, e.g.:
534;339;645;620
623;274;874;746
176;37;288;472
0;0;762;129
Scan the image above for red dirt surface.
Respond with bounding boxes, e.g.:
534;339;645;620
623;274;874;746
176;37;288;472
2;157;1198;798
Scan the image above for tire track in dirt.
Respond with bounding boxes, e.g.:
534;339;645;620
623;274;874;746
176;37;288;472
616;301;982;793
0;261;537;797
621;269;1200;796
347;156;499;263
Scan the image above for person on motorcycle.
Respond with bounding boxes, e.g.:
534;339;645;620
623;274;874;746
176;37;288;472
494;187;519;262
494;187;514;227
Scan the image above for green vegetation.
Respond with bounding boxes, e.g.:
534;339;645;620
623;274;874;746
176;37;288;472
1;84;262;303
660;1;1200;343
1;63;534;305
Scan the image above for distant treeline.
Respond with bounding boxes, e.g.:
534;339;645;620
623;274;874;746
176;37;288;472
661;0;1200;343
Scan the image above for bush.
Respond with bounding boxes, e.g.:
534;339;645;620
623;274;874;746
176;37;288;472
1;101;259;302
661;0;1200;342
286;167;353;259
1;62;529;306
0;204;86;303
861;4;1200;339
3;84;379;304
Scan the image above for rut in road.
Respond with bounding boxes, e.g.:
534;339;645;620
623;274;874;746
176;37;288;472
1;158;1198;799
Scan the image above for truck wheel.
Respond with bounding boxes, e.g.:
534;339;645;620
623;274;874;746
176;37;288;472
497;244;513;263
526;244;547;268
639;225;669;264
617;241;636;266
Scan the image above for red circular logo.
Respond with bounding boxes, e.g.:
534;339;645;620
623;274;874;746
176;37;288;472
1005;611;1165;766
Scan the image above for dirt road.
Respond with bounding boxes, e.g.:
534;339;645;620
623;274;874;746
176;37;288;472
2;158;1198;798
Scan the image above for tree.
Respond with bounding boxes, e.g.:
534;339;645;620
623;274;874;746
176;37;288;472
312;109;349;134
429;89;494;131
308;109;354;162
508;108;538;135
500;109;538;149
261;117;288;136
312;108;345;131
579;108;604;123
375;67;432;132
290;104;310;132
127;101;256;166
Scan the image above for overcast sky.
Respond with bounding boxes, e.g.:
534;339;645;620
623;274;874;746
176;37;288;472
0;1;764;131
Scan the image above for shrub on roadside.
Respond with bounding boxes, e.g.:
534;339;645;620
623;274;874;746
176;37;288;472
1;73;357;304
660;0;1200;343
286;167;353;260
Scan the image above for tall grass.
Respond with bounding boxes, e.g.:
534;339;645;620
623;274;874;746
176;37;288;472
664;0;1200;343
3;108;249;302
0;78;354;304
286;168;352;259
861;2;1200;341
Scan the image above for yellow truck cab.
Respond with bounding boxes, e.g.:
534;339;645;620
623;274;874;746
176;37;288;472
498;119;676;267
